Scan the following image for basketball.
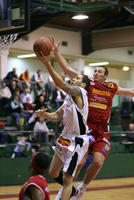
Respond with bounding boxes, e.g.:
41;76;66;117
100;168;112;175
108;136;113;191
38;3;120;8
33;37;52;56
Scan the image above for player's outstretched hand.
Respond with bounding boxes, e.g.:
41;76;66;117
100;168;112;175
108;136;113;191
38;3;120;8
35;51;50;65
35;108;48;118
49;36;61;53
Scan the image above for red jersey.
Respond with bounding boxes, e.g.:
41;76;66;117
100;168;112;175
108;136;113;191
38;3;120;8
87;77;118;134
19;175;50;200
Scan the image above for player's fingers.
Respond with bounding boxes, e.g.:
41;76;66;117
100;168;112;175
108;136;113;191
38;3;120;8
50;37;55;51
48;37;53;46
49;36;54;44
39;51;49;60
52;36;54;43
36;109;46;115
37;51;47;60
49;36;53;43
40;51;44;57
43;108;48;112
58;42;62;47
40;51;46;57
35;109;41;114
35;51;42;57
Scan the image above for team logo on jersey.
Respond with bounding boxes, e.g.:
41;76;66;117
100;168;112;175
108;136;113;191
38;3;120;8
104;143;110;154
107;83;114;88
92;88;110;96
58;136;71;147
90;102;107;110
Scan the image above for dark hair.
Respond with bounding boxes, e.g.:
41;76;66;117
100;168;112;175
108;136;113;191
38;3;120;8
33;152;50;171
103;66;108;76
37;69;41;73
1;80;6;84
82;75;90;90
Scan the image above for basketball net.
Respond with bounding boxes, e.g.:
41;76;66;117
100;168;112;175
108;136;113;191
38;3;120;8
0;33;18;56
124;5;134;14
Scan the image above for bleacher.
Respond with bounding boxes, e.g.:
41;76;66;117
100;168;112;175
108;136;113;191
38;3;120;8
110;109;134;154
0;109;61;158
0;99;134;159
0;106;134;186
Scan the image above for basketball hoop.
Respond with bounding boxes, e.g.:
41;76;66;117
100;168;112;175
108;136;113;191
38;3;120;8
0;33;18;56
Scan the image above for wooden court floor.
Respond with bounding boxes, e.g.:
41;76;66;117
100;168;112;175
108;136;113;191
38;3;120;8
0;177;134;200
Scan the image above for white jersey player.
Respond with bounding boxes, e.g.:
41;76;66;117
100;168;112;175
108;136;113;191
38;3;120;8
34;50;94;200
54;87;94;178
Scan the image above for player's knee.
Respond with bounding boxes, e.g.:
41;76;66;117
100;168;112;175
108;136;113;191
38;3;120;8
78;163;83;170
63;173;73;186
92;159;104;169
78;153;87;169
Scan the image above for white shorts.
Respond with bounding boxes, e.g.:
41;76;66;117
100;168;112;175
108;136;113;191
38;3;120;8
53;134;94;177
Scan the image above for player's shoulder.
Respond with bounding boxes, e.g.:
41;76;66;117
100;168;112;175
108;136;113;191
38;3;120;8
28;176;48;189
85;75;92;80
29;175;46;183
104;81;118;89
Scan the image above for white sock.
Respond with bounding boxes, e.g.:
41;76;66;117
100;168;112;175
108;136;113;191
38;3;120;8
81;182;87;189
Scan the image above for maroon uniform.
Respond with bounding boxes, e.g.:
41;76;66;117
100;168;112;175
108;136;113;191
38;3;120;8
19;175;50;200
87;77;118;157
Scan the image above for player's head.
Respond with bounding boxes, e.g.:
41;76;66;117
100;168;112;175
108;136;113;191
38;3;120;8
30;152;50;175
70;74;90;90
93;66;108;83
82;75;90;90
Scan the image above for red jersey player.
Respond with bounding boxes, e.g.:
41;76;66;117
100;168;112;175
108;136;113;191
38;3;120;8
19;152;50;200
49;36;134;200
86;75;118;157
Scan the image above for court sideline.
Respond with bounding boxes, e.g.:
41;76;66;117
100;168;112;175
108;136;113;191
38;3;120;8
0;177;134;200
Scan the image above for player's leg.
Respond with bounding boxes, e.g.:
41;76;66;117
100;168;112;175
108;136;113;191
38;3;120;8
84;139;110;185
55;135;89;200
72;151;105;200
49;152;64;178
72;140;110;200
61;172;73;200
73;150;89;180
54;170;78;200
84;151;105;184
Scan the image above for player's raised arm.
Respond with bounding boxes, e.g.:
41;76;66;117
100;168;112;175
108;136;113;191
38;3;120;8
35;51;82;99
49;37;78;79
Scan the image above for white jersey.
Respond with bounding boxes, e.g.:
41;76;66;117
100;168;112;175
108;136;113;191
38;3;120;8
53;86;95;177
62;87;89;136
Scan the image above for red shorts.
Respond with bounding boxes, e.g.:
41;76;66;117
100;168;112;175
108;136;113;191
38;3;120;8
89;128;110;158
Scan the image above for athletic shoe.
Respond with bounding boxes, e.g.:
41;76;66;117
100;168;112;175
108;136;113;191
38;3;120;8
55;187;63;200
71;183;86;200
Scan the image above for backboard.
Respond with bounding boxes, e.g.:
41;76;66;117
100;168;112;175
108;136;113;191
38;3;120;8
0;0;30;36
